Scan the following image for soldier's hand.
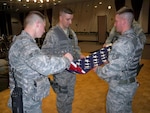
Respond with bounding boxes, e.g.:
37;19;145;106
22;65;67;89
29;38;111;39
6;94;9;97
64;53;73;62
103;43;112;47
80;54;85;59
103;60;109;64
93;66;98;72
103;43;107;47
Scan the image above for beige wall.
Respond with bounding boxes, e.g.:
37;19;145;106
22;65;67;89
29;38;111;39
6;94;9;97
139;0;150;33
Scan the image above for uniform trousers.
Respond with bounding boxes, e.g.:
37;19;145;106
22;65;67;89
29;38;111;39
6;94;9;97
8;93;42;113
54;71;76;113
23;95;42;113
106;82;139;113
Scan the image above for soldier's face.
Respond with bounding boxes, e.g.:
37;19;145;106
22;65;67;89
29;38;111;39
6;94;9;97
35;20;46;38
60;13;73;29
114;14;124;33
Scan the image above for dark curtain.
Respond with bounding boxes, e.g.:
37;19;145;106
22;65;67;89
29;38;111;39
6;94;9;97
6;13;12;35
46;8;52;28
131;0;143;21
19;12;25;29
0;11;7;35
115;0;125;11
148;1;150;33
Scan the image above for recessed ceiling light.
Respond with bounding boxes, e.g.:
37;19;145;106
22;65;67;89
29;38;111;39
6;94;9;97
39;4;43;8
108;5;112;9
3;3;7;5
94;5;97;8
58;0;61;3
53;2;57;5
23;4;26;7
16;8;19;11
99;2;102;5
40;0;43;3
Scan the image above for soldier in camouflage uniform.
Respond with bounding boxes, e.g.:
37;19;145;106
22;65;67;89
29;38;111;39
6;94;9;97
41;8;83;113
8;11;73;113
94;7;145;113
104;10;146;45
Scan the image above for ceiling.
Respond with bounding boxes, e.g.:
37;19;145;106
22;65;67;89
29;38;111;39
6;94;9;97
0;0;90;12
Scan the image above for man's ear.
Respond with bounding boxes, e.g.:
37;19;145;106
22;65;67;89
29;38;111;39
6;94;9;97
121;19;125;27
59;16;61;21
35;20;40;28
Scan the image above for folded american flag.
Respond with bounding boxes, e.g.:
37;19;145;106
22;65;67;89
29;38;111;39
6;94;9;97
67;44;112;74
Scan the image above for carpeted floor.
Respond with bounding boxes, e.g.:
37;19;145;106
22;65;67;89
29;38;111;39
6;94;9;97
0;58;150;113
0;76;9;92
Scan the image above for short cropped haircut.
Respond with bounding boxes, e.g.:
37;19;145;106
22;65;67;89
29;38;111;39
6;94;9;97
116;6;134;14
59;7;74;16
116;6;134;25
24;11;45;28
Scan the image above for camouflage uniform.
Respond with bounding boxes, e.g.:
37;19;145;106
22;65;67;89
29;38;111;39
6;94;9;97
96;29;145;113
8;30;71;113
41;25;81;113
105;20;146;44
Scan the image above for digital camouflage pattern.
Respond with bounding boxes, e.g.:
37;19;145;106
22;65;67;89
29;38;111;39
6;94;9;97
41;25;81;113
8;30;71;113
96;29;145;113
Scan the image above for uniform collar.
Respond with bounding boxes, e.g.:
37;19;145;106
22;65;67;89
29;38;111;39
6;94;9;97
21;30;36;42
122;29;134;35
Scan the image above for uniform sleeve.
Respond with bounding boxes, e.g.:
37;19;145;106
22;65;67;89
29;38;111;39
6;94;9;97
20;38;70;76
96;38;134;80
41;30;58;56
71;30;82;58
